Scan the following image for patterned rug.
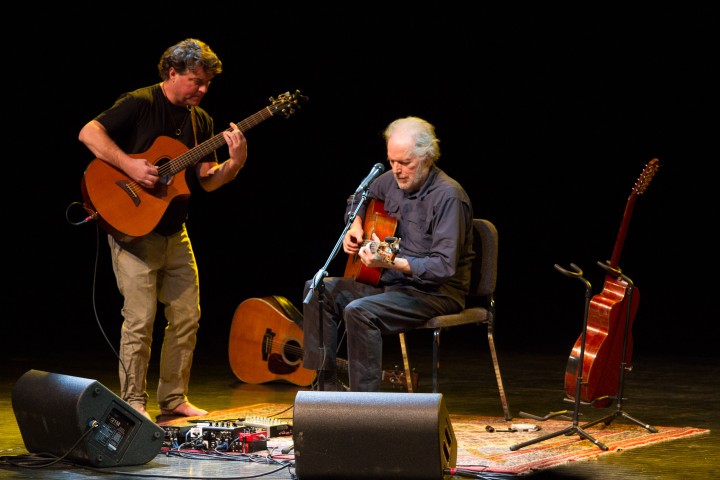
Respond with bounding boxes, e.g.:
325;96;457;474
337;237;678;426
449;414;709;475
158;403;710;475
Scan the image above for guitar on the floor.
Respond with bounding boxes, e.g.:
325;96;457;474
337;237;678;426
344;199;400;286
228;296;418;388
81;90;307;241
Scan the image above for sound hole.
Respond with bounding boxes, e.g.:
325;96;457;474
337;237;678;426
155;157;174;186
283;339;302;364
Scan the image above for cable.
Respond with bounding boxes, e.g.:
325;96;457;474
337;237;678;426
65;200;98;227
0;421;99;468
67;202;132;398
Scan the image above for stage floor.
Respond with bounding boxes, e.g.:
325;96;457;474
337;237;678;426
2;332;718;479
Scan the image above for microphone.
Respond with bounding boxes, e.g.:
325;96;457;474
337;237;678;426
354;163;385;194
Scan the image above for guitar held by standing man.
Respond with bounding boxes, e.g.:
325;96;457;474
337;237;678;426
78;38;248;420
301;116;475;392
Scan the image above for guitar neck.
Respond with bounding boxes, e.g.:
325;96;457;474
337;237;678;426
607;159;660;270
166;108;276;176
607;196;637;269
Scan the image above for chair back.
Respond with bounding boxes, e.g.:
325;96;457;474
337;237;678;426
469;218;499;299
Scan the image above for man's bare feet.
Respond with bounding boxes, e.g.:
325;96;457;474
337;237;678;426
131;404;151;420
160;401;208;417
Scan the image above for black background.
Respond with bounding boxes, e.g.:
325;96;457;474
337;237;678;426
8;5;718;364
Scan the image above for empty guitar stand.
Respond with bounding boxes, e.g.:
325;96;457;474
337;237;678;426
510;263;609;452
576;262;657;433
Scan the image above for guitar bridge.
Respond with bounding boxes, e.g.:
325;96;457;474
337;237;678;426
115;180;141;207
262;328;275;360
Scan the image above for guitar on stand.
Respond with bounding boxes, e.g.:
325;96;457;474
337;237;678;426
512;159;660;451
564;158;660;407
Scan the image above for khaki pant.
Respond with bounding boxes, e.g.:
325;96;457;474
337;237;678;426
109;226;201;411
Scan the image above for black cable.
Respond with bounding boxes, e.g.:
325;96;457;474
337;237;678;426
0;421;99;468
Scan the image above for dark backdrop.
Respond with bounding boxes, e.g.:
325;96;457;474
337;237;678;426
8;5;717;366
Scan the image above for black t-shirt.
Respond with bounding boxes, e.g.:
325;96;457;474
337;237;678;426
95;83;217;235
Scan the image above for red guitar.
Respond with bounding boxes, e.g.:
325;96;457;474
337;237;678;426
228;296;418;388
564;159;660;406
80;91;306;241
344;199;399;286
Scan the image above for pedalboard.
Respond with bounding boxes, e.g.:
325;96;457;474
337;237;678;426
162;416;291;452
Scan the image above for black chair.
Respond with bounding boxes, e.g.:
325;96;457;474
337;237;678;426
398;218;512;420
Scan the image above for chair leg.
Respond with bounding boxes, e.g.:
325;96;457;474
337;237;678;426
432;328;441;393
398;332;414;392
487;325;512;420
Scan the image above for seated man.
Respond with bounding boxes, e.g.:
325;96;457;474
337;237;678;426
301;116;475;391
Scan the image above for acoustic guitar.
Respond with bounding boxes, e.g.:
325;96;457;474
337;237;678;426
80;90;306;241
564;159;660;407
228;296;418;388
344;199;399;286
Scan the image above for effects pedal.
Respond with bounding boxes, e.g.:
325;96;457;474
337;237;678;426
240;416;292;438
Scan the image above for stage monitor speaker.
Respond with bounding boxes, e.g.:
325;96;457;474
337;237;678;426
293;391;457;480
11;369;165;467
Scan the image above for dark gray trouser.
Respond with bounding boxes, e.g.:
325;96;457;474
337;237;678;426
302;277;459;391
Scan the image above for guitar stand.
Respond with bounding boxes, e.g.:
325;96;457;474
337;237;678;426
510;263;609;452
578;262;657;433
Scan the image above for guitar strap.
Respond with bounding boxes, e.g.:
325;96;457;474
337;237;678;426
190;106;197;146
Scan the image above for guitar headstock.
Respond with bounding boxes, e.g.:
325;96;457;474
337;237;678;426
268;90;308;118
634;158;660;196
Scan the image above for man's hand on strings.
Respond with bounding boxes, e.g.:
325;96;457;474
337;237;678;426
129;157;159;188
359;233;384;267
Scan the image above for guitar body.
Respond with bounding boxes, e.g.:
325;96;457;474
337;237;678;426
564;279;640;406
228;296;315;386
344;199;397;286
81;136;190;240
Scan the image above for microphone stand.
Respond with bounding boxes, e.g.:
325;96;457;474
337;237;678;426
304;189;371;391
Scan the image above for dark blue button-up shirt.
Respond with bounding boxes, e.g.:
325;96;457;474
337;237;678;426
348;166;474;308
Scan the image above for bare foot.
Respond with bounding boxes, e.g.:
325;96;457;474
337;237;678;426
160;401;208;417
132;404;151;420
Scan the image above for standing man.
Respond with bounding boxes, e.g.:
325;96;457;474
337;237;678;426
302;116;474;391
79;38;247;419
